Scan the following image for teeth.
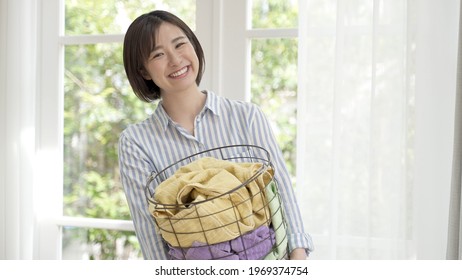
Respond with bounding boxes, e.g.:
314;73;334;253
170;67;188;77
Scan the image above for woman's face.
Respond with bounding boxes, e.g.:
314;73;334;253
142;22;200;96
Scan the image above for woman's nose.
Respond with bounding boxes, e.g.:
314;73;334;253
168;52;182;66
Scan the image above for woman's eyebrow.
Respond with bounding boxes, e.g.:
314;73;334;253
171;35;187;44
151;36;187;52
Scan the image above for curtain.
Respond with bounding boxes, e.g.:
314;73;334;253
447;1;462;261
0;0;38;259
297;0;415;259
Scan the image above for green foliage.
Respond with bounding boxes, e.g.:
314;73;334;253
251;0;298;184
65;0;196;35
63;41;146;258
252;0;298;28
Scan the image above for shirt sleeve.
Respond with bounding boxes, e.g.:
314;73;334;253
248;104;314;255
118;131;169;259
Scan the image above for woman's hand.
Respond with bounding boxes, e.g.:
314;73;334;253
289;248;307;260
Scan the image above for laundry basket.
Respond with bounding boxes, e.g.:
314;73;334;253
145;145;289;260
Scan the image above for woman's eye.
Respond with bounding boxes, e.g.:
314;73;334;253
152;53;163;59
176;42;186;48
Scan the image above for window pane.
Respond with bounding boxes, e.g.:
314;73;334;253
251;0;298;29
63;43;152;219
65;0;196;35
250;38;298;185
62;227;142;259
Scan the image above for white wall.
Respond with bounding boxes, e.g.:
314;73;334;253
414;0;460;259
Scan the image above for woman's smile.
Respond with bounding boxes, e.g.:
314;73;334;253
169;66;189;78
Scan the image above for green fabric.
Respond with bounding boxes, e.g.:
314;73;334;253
263;181;288;260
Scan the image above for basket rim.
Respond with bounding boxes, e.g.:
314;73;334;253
144;144;273;207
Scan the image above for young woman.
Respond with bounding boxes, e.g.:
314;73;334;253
119;10;313;260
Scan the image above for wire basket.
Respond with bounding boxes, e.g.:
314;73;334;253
145;145;289;260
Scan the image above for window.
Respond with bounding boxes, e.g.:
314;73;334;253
250;0;299;184
218;0;299;185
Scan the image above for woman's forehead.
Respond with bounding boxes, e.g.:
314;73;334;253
153;23;187;44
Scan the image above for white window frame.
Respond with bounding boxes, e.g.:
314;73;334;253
218;0;298;102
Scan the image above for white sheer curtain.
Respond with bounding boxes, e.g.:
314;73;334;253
0;0;38;259
297;0;416;259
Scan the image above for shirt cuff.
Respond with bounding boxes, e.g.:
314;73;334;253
288;232;314;256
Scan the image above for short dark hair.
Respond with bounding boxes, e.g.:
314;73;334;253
123;10;205;102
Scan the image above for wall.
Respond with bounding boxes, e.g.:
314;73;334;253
414;0;460;259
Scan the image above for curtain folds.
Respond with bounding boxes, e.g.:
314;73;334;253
297;0;416;259
447;1;462;261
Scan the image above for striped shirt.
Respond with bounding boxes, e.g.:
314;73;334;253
118;90;314;259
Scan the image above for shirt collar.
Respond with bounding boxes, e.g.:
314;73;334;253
202;90;221;117
152;90;221;131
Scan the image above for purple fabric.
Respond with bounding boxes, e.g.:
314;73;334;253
168;225;275;260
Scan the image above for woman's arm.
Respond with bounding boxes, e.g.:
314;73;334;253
248;104;313;258
290;248;308;260
118;132;169;259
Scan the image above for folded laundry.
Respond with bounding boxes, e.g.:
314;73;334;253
168;225;276;260
150;157;274;248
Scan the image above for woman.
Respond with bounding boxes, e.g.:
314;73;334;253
119;10;313;260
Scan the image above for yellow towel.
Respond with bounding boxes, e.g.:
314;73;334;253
149;157;274;247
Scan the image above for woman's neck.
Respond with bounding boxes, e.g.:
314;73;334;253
160;88;206;134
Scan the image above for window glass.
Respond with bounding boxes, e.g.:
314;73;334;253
65;0;196;35
63;43;151;219
62;227;142;259
250;38;298;185
251;0;298;29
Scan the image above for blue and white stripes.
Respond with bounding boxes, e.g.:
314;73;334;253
118;90;313;259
